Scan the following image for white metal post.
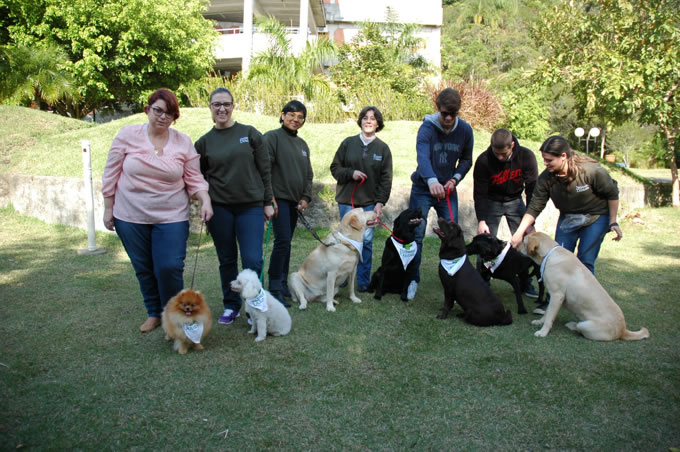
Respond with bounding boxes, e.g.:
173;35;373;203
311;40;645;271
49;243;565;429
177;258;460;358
77;140;106;255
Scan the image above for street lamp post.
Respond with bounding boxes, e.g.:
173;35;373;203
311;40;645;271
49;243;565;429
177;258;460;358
574;127;601;154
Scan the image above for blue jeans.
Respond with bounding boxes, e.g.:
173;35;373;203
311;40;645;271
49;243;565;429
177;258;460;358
409;183;458;283
554;214;610;275
268;199;298;292
338;203;375;289
208;204;264;311
114;219;189;318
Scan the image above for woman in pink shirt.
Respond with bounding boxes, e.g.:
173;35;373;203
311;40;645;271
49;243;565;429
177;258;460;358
102;89;213;333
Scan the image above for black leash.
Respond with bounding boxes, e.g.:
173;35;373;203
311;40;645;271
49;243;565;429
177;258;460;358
189;221;204;290
298;211;331;247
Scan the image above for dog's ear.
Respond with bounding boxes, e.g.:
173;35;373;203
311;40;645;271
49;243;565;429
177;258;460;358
349;213;363;231
242;276;261;299
527;234;540;257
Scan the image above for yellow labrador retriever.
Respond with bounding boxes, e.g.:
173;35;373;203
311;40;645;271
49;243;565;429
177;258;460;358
289;208;377;312
519;232;649;341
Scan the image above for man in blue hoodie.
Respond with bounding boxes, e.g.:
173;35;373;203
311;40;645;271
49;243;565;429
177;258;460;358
407;88;474;299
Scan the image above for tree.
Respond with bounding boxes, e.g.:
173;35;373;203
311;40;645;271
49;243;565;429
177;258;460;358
532;0;680;206
247;15;337;101
0;43;77;107
4;0;216;118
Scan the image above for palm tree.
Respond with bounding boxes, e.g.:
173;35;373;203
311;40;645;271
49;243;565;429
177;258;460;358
455;0;519;27
247;15;337;101
0;43;77;108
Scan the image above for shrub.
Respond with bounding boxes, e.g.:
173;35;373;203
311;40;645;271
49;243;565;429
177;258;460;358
500;87;550;141
427;79;504;131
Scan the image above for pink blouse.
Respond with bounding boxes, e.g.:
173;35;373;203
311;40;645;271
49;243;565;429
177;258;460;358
102;123;208;224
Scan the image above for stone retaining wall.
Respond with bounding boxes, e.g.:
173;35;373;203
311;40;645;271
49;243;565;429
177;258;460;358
0;173;656;241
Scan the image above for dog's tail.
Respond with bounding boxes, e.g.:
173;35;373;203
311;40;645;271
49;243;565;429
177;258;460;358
621;327;650;341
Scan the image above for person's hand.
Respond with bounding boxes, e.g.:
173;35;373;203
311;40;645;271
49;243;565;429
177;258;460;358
478;221;490;235
200;200;213;222
353;170;367;181
510;231;524;249
610;223;623;241
264;205;274;221
444;179;457;193
297;199;308;212
429;181;445;199
374;203;383;218
103;208;115;231
272;198;279;218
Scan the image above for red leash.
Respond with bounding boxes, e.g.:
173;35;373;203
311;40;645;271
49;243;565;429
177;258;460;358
375;216;405;243
445;186;455;223
350;177;366;208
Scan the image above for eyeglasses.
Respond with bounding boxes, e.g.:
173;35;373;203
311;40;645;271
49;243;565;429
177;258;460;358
151;106;172;118
211;102;233;110
439;110;457;119
284;112;305;121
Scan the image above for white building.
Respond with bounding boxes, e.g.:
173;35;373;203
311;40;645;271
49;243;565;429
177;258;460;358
204;0;442;76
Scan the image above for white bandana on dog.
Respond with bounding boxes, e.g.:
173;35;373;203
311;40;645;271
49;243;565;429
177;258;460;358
440;255;467;276
336;231;363;262
391;237;417;270
483;242;512;273
183;322;204;344
246;288;269;312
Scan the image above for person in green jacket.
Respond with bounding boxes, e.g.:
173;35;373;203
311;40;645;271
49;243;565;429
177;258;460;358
330;106;393;292
195;88;274;325
265;100;314;306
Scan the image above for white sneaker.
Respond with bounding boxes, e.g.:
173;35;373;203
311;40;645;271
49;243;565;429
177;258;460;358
407;281;418;300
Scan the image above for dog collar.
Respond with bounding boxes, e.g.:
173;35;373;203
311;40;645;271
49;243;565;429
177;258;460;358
183;322;204;344
440;255;466;276
483;242;511;273
335;231;363;262
539;245;560;282
391;238;417;270
246;288;269;312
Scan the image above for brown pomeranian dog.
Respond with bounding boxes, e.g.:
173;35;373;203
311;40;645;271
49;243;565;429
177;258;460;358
162;289;213;354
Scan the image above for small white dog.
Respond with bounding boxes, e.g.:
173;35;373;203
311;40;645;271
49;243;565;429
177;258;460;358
230;269;292;342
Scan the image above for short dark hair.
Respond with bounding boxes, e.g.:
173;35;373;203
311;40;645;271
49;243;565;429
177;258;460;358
280;100;307;123
357;106;385;132
210;87;233;103
435;88;461;114
491;129;513;149
144;88;180;120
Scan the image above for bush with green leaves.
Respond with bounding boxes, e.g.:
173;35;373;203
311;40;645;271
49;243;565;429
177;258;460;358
500;86;550;140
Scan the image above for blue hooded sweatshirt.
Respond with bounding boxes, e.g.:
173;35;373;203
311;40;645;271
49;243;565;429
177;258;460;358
410;113;474;189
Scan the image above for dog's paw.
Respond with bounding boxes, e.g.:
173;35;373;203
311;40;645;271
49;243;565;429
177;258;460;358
565;321;578;331
350;296;362;304
255;336;265;342
436;311;449;320
165;334;172;341
193;343;204;350
534;329;549;337
299;303;307;310
531;319;544;326
248;329;256;334
326;305;336;312
518;308;528;315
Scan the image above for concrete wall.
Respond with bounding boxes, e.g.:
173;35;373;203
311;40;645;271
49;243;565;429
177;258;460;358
0;173;652;242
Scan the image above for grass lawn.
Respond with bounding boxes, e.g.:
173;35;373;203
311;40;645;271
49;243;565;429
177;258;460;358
0;105;646;188
1;205;679;450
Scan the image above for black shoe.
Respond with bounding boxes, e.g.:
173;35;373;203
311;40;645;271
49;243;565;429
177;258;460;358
270;290;291;308
281;285;292;298
523;283;539;299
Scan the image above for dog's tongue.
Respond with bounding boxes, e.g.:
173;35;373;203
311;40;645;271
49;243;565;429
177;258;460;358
185;311;193;316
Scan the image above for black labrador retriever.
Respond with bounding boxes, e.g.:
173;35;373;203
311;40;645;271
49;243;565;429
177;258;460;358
466;233;544;315
434;218;512;326
368;208;423;301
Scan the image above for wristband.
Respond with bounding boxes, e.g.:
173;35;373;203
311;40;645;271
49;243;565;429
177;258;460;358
609;222;619;229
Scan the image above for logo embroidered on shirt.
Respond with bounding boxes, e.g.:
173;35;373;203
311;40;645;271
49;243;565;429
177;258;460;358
575;184;590;193
373;154;382;161
240;137;249;144
301;150;308;157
